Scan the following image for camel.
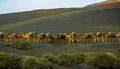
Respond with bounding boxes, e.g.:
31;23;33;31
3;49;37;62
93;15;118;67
75;33;81;43
91;32;101;43
37;32;46;43
3;32;9;44
50;33;67;43
56;33;66;44
69;32;75;44
20;32;38;43
9;33;16;43
44;32;52;43
64;32;81;44
1;32;120;44
63;33;71;44
20;32;31;42
30;32;38;43
50;34;58;43
103;32;116;43
9;32;22;43
80;33;92;43
72;32;82;43
115;32;120;43
68;32;78;44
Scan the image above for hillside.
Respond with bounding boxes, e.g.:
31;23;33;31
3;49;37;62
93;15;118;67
0;6;120;33
0;8;83;25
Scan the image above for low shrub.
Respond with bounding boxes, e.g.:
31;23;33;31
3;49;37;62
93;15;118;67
42;53;55;62
57;52;78;67
112;57;120;69
73;53;85;64
11;40;32;50
84;52;115;69
6;54;23;69
0;52;7;69
36;58;52;69
21;56;38;69
1;52;120;69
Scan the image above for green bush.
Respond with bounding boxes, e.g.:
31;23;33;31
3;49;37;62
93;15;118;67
21;56;38;69
42;53;55;62
6;54;23;69
57;52;78;67
11;40;32;50
73;53;85;64
1;52;120;69
112;57;120;69
84;52;115;69
36;58;52;69
0;52;7;69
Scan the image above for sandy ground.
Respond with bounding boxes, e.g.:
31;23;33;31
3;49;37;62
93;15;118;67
0;42;120;57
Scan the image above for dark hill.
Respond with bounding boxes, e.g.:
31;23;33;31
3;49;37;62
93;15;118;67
0;7;120;33
0;8;82;25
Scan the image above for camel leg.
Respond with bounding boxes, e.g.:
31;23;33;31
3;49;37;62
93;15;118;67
118;37;120;43
35;38;38;43
80;38;82;44
4;39;6;44
48;39;50;43
77;38;80;44
72;39;74;44
33;38;35;44
36;39;39;43
104;38;107;43
68;38;71;44
10;38;12;43
81;39;83;43
101;37;104;43
5;39;7;44
97;37;101;43
94;38;97;43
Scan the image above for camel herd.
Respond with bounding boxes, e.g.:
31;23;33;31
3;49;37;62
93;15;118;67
0;32;120;44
